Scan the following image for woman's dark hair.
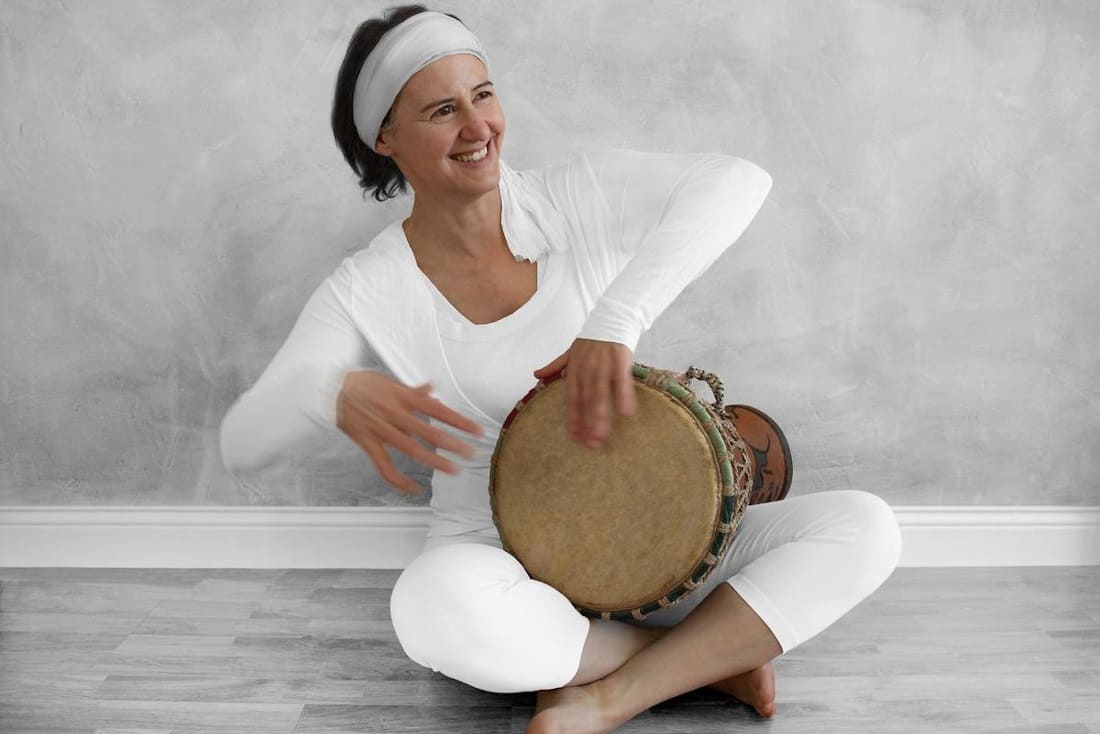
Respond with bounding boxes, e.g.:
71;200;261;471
331;4;463;202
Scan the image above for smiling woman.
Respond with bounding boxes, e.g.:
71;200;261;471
218;4;901;731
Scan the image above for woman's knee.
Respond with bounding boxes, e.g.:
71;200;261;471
390;544;520;667
389;543;586;693
835;490;903;590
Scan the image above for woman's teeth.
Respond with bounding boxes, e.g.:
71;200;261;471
451;146;488;162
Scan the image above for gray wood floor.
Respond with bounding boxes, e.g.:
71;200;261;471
0;566;1097;733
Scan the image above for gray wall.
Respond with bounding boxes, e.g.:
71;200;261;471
1;0;1096;507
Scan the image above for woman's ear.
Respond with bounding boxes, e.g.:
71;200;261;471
374;116;398;157
374;100;400;157
374;132;393;157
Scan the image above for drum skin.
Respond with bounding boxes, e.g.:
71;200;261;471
489;363;754;620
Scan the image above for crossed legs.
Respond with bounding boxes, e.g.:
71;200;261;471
562;603;778;717
392;490;902;732
530;583;780;733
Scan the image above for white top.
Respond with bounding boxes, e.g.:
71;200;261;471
220;149;773;543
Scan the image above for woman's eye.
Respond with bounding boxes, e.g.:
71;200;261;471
431;104;457;120
475;90;494;101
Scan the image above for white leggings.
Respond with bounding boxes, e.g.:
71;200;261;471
390;489;902;694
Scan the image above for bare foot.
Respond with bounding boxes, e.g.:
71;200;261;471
639;626;777;718
706;661;776;718
528;683;619;734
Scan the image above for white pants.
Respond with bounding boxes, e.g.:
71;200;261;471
390;489;902;694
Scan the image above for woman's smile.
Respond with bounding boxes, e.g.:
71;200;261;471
450;144;488;163
449;136;495;164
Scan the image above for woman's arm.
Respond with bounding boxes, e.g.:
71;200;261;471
219;261;379;476
573;149;773;352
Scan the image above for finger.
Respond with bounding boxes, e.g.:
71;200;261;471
534;350;569;378
565;362;583;444
585;365;613;443
360;437;422;495
420;422;477;462
410;387;484;439
433;428;478;460
370;414;463;476
401;408;478;460
616;369;637;417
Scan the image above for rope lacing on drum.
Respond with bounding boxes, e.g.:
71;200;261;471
683;366;725;411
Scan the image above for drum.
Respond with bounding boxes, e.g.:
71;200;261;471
489;362;756;621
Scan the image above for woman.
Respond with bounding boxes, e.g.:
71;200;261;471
220;6;902;733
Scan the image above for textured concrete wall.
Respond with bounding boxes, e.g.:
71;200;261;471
1;0;1097;506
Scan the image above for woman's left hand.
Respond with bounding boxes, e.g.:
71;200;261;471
533;338;636;449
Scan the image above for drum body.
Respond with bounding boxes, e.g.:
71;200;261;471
725;405;793;505
489;363;754;621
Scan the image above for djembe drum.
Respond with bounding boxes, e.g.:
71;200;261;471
489;362;790;621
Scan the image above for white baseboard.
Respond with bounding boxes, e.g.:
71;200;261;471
0;505;1097;568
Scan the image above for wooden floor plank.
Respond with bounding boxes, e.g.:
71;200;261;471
294;703;511;734
1;700;302;733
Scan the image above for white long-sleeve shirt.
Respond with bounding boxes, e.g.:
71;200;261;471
220;149;772;542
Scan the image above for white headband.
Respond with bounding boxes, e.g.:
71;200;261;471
352;11;489;152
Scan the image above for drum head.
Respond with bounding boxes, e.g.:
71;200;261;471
490;375;726;613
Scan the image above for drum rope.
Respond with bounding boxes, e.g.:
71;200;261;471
682;366;725;411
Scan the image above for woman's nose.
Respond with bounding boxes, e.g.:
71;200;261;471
458;106;493;140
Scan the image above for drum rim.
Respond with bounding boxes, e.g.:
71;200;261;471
489;362;753;621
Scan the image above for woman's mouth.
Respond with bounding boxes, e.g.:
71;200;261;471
450;143;490;163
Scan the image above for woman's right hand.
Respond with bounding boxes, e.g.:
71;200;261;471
336;370;485;496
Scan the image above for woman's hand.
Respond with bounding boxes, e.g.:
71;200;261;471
336;370;485;495
533;338;636;449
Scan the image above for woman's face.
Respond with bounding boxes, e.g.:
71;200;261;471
375;53;505;200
